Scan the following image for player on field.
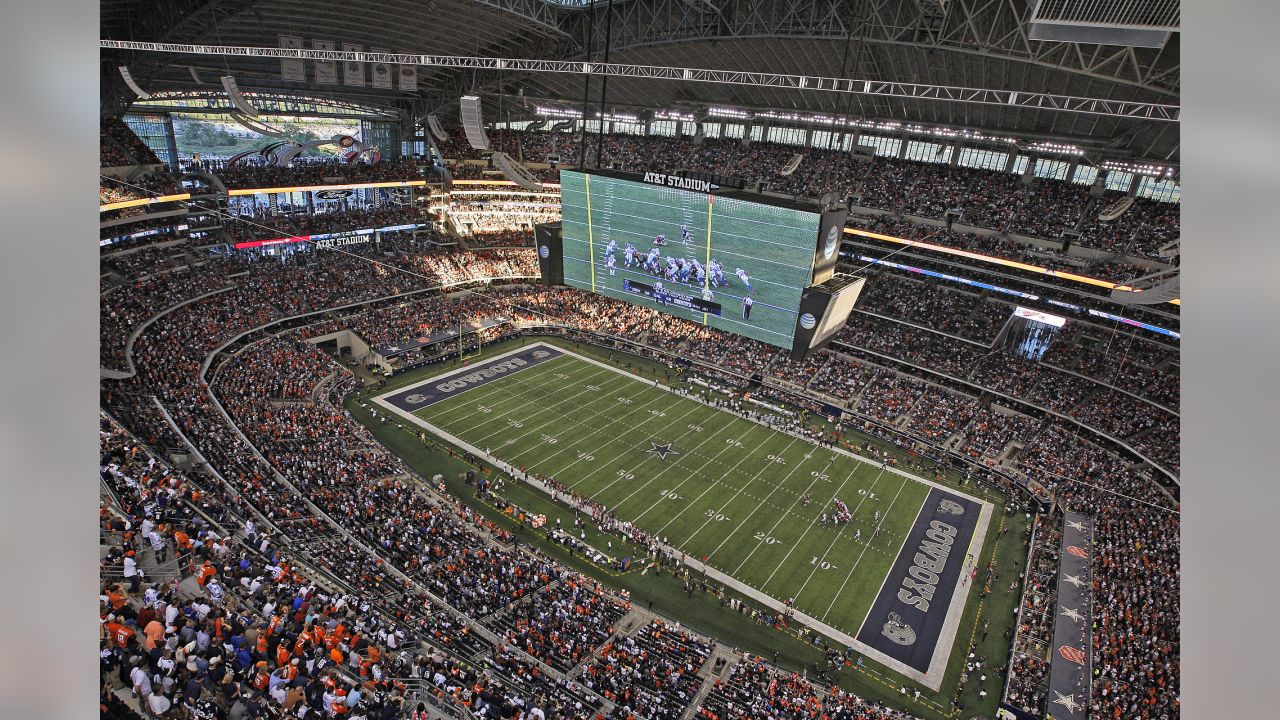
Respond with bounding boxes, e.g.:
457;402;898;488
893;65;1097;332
603;238;617;259
702;286;714;302
665;256;679;281
691;258;706;285
606;254;617;276
680;224;692;243
677;258;693;283
708;258;727;287
653;233;668;246
645;247;662;274
735;267;753;292
623;242;637;267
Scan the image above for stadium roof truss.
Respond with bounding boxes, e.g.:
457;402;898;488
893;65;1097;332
101;0;1179;161
132;89;401;119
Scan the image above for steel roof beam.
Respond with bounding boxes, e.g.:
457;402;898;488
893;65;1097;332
100;39;1180;122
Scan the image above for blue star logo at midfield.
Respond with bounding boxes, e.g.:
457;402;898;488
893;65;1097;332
645;441;679;460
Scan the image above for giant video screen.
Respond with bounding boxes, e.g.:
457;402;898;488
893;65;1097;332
559;170;820;349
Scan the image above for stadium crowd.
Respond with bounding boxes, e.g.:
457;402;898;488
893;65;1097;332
1001;515;1062;716
100;135;1180;719
193;157;427;191
433;127;1177;261
102;118;161;167
101;168;183;206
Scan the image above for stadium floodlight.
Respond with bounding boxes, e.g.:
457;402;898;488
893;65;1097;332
118;66;150;100
220;75;258;116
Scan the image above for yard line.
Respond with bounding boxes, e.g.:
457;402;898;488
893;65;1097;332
764;463;874;594
542;394;711;484
532;392;706;476
463;366;644;447
635;425;770;532
673;436;800;549
600;418;749;511
442;362;618;435
500;382;681;464
419;356;597;427
701;440;816;564
445;365;622;438
729;458;834;577
553;399;710;490
626;424;760;523
819;473;911;623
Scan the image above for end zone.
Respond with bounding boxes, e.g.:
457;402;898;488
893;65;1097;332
378;343;565;412
851;486;993;689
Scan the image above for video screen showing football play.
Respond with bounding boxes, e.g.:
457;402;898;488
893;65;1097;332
559;169;823;348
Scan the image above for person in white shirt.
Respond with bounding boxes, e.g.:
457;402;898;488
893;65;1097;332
191;601;211;620
148;531;165;562
206;580;224;605
123;553;141;591
147;690;172;717
156;654;177;693
130;661;152;699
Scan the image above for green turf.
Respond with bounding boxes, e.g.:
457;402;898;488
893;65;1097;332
350;336;1030;719
399;349;943;643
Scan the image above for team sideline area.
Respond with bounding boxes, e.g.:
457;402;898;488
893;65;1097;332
101;5;1179;720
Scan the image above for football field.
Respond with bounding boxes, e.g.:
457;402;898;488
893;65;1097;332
373;342;992;688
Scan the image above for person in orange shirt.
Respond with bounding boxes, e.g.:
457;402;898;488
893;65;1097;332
143;619;165;651
105;584;129;613
251;662;270;691
275;641;291;669
282;658;299;683
103;617;135;650
332;687;350;716
294;628;312;656
196;561;216;587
